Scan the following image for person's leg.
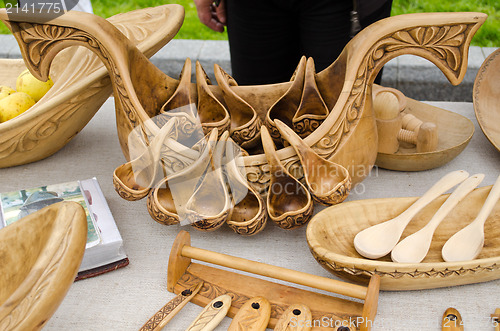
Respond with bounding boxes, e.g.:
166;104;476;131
296;0;352;73
225;0;301;85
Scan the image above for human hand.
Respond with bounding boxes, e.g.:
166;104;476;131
193;0;226;33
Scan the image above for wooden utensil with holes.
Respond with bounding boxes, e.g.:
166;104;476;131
441;308;464;331
186;294;231;331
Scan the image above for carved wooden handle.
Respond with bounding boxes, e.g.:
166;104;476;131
441;308;464;331
228;297;271;331
273;304;312;331
185;294;232;331
139;281;203;331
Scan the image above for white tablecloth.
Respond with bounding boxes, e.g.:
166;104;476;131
3;99;500;330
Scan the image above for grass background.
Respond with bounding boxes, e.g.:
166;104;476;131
0;0;498;46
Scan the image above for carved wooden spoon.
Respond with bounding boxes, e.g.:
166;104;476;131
391;174;484;263
261;126;313;229
354;170;469;259
274;304;312;331
275;119;351;205
442;173;500;262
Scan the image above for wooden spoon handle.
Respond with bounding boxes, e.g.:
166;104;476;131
401;170;469;221
228;297;271;331
139;281;203;331
274;304;312;331
442;308;464;330
425;174;484;231
185;294;231;331
473;174;500;226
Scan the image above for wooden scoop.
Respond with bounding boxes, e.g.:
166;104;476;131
292;58;329;139
159;58;203;141
442;173;500;262
113;118;178;201
228;297;271;331
188;131;232;231
391;174;484;263
214;64;262;149
225;137;267;236
185;294;231;331
275;119;351;205
261;126;314;229
195;61;231;137
265;56;306;144
273;304;312;331
146;129;218;225
354;170;469;259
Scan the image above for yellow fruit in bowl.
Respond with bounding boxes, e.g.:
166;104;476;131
0;92;36;123
0;86;15;101
16;69;54;102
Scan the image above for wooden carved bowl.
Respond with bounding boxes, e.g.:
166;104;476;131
0;9;487;184
473;48;500;153
306;185;500;291
0;201;87;331
0;4;184;168
375;96;475;171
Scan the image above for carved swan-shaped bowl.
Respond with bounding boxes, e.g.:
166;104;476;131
0;5;185;168
0;8;486;232
0;201;87;331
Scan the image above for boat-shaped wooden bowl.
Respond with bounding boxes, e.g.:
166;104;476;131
0;201;87;330
0;4;184;168
0;9;486;186
375;97;474;171
306;185;500;291
473;48;500;153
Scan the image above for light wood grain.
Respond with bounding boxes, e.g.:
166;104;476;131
473;48;500;153
441;308;464;331
0;202;87;331
307;184;500;290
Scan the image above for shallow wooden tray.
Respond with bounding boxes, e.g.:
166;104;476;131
473;48;500;153
306;185;500;291
0;201;87;330
375;97;474;171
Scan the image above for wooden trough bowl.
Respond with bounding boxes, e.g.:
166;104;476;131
306;185;500;291
375;97;475;171
0;201;87;331
474;48;500;153
0;4;184;168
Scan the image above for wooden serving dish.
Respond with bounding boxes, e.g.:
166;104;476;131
0;201;87;331
375;97;474;171
306;185;500;291
473;48;500;153
0;4;184;168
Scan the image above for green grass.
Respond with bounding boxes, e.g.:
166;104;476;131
0;0;498;46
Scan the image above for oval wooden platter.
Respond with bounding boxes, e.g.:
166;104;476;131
375;97;474;171
306;185;500;290
473;48;500;153
0;201;87;331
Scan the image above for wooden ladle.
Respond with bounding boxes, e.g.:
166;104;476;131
187;131;232;231
113;118;178;201
354;170;469;259
275;119;351;205
265;56;306;144
225;137;267;235
391;174;484;263
261;126;313;229
442;173;500;262
146;129;218;225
